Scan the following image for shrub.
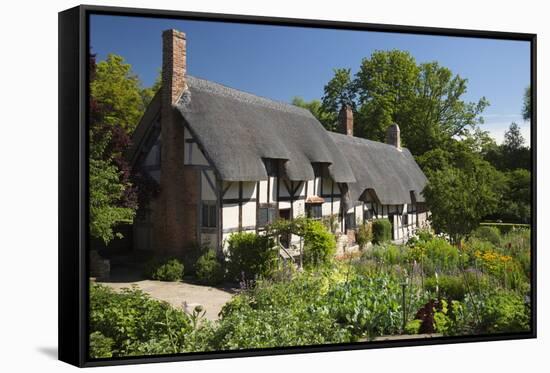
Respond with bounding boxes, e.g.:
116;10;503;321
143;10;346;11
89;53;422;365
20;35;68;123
195;249;224;285
425;275;467;301
471;226;501;246
356;222;373;250
213;275;350;349
226;232;277;280
366;243;406;266
146;258;184;281
372;219;392;244
89;283;196;356
181;242;204;275
409;237;459;275
302;219;336;267
478;290;530;334
89;331;114;359
404;319;422;335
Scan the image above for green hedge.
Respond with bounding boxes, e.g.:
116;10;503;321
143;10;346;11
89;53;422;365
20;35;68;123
480;222;530;235
146;258;184;281
372;219;392;244
195;249;225;285
226;232;277;280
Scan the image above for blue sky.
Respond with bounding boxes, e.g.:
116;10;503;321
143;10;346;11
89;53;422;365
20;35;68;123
90;15;531;144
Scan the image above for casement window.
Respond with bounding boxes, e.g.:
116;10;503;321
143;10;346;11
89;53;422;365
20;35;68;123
306;203;322;220
402;213;409;226
345;212;356;230
201;201;217;228
258;205;277;228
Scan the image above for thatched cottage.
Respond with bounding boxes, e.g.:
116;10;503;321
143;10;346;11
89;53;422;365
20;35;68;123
128;29;429;256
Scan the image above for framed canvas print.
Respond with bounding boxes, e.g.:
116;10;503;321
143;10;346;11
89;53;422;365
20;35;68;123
58;4;536;367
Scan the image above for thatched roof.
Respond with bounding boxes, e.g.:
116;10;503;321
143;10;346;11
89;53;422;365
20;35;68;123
175;76;356;183
130;76;428;206
330;132;427;205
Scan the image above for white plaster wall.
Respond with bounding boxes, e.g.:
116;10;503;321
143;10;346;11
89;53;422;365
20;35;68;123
278;200;291;210
222;203;239;230
258;179;268;203
242;201;256;227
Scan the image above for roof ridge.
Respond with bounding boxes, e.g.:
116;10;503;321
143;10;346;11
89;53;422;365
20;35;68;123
186;75;313;118
329;131;408;151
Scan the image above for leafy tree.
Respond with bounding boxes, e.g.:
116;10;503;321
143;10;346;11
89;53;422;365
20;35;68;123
522;86;531;121
321;68;356;120
91;54;153;133
504;122;525;151
292;97;335;130
484;123;530;171
490;169;531;223
422;163;501;244
421;144;504;243
89;53;143;244
321;50;488;156
89;125;135;244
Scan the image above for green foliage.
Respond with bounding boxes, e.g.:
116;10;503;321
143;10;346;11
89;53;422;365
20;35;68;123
89;331;114;359
89;283;198;356
226;232;277;280
292;97;336;131
478;290;530;334
423;161;501;243
471;226;501;247
146;258;184;281
480;222;530;235
195;250;225;285
404;319;422;335
91;54;152;133
212;275;350;349
356;222;373;250
365;244;406;266
267;217;336;268
484;122;531;172
425;275;467;301
89;158;135;244
302;219;336;267
320;50;488;155
372;219;392;244
432;299;472;336
407;236;460;276
327;274;425;340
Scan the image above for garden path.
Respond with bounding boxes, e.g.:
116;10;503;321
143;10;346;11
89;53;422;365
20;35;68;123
98;273;236;321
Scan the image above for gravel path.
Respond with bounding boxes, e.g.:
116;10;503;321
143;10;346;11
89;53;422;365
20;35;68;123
98;275;236;321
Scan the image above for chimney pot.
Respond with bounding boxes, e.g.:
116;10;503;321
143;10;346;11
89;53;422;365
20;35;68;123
338;105;354;136
386;123;401;149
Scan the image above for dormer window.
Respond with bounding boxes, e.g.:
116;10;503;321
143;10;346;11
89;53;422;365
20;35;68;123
263;158;278;177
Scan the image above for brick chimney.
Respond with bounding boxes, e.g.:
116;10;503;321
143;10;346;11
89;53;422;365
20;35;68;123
338;105;354;136
386;123;401;150
153;29;199;255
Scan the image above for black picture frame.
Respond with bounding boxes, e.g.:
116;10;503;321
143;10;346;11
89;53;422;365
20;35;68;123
58;4;537;368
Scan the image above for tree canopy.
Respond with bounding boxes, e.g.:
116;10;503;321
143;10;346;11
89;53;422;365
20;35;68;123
89;53;154;244
315;50;489;156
